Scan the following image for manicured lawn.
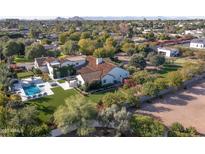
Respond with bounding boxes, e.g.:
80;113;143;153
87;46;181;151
27;87;105;123
14;56;32;63
17;71;34;78
57;79;66;83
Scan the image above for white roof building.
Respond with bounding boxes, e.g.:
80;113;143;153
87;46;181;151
157;47;179;57
190;38;205;49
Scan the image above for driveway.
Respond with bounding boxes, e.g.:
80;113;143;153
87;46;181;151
137;79;205;134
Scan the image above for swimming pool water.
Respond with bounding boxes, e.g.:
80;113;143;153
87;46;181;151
23;85;41;96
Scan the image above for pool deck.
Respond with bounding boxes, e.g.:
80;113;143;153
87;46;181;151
14;77;54;101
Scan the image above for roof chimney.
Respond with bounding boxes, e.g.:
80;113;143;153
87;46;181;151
96;57;103;65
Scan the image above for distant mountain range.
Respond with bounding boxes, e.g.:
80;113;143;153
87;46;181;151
53;16;205;21
1;16;205;21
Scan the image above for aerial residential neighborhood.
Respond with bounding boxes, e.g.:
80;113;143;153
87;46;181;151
1;16;205;137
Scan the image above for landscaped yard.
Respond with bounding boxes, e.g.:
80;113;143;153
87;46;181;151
27;87;106;123
17;71;34;78
14;55;33;63
157;64;182;77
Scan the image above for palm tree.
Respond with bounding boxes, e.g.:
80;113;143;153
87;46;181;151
54;96;97;136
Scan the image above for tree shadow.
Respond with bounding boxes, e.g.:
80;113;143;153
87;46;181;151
161;93;197;106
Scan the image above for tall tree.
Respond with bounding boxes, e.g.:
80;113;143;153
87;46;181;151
26;44;47;59
62;40;79;55
54;96;97;136
129;54;147;70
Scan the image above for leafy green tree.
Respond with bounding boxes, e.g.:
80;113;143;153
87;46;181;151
149;55;165;66
80;32;91;39
59;32;69;44
121;42;135;55
69;32;81;41
0;63;14;91
144;32;156;41
54;96;97;136
62;40;79;55
93;47;115;58
105;37;116;47
129;54;147;70
26;44;47;59
78;39;96;55
17;41;25;55
130;115;165;137
0;105;50;137
3;41;20;57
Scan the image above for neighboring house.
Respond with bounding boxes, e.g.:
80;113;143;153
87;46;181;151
34;56;86;79
76;56;129;86
184;29;204;37
190;38;205;49
34;57;49;72
157;47;179;57
43;44;58;50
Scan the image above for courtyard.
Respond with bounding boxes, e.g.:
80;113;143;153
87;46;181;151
137;79;205;135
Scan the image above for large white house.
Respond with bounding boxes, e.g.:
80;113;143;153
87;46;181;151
157;47;179;57
34;56;86;79
76;56;129;86
190;39;205;49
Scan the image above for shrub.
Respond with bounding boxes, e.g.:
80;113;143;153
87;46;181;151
53;65;76;79
154;78;169;91
41;73;50;81
166;71;183;87
127;66;137;75
168;122;198;137
142;81;160;96
32;68;42;75
132;70;156;85
123;78;136;89
123;88;140;108
102;91;126;107
83;81;102;92
130;115;165;137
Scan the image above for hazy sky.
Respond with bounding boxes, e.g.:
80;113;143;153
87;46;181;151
0;0;205;19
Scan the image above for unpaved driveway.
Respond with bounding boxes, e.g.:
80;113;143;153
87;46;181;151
137;79;205;134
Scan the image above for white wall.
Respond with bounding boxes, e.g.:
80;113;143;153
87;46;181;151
34;60;48;72
106;67;129;83
47;63;55;79
190;43;205;49
76;75;85;85
157;48;171;57
61;60;86;67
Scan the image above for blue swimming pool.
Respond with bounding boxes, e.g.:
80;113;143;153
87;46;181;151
23;85;41;96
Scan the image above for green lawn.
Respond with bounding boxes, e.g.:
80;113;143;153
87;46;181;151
27;87;105;123
14;56;33;63
17;71;34;78
157;64;182;77
57;79;66;83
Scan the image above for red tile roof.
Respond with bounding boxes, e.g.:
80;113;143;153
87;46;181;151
78;56;116;83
